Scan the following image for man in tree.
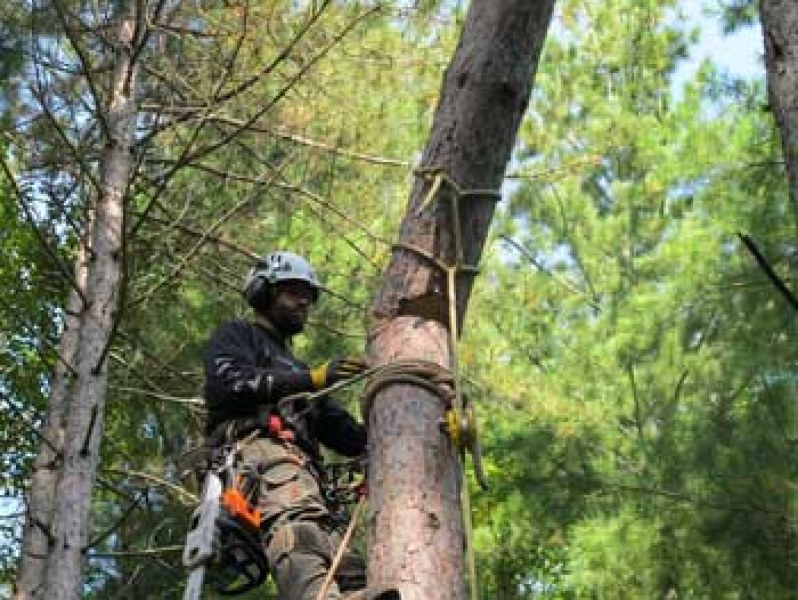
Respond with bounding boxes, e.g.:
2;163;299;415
203;251;398;600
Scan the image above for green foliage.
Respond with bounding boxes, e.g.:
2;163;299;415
462;0;796;597
46;2;449;596
4;0;797;597
712;0;759;34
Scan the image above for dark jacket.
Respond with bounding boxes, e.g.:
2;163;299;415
203;319;366;457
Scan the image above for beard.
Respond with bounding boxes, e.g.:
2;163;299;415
267;302;307;337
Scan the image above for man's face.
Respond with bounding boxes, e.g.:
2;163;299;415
266;280;318;336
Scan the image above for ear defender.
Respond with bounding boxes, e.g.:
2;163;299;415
244;263;273;311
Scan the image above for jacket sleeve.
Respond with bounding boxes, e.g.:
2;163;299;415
313;396;367;457
203;321;314;411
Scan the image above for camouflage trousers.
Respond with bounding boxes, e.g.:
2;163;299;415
238;437;365;600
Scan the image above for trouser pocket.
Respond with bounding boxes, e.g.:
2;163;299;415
239;438;327;522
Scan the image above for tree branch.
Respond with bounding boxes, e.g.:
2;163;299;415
739;232;798;312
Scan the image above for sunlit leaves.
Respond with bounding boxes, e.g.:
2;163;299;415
463;0;795;597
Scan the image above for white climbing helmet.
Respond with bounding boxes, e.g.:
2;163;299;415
245;251;321;308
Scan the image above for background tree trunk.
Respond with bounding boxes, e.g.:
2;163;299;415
761;0;798;215
13;244;88;600
40;18;138;599
366;2;556;598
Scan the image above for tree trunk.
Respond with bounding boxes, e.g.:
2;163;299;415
13;244;88;600
366;2;556;599
41;18;138;599
761;0;798;215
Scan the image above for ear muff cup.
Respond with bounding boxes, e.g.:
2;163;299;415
244;271;273;311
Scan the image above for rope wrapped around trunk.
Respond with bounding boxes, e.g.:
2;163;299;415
360;360;456;426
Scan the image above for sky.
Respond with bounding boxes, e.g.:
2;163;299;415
673;0;764;88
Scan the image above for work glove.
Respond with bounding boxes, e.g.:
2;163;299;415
310;357;367;390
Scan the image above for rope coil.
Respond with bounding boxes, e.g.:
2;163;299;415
361;360;456;425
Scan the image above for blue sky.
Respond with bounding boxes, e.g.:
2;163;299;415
674;1;764;86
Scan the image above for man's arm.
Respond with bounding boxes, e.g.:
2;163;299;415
313;396;367;457
203;321;314;412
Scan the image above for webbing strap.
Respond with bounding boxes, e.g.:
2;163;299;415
399;167;500;600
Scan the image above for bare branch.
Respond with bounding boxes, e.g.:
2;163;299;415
177;4;381;168
86;545;183;558
50;0;110;139
27;75;102;196
198;116;410;168
505;155;603;181
211;0;332;106
85;490;147;550
103;468;197;505
739;232;798;312
130;149;297;306
132;211;259;260
164;158;391;248
112;385;203;406
499;234;601;311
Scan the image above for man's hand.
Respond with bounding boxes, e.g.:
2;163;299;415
310;357;367;390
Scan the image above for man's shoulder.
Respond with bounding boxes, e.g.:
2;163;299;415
209;318;285;348
215;317;250;330
208;318;253;340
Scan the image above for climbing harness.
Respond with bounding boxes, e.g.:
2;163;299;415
182;422;366;599
322;456;367;527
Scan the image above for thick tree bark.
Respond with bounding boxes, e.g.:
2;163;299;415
41;19;138;599
13;245;88;600
366;2;555;599
761;0;798;215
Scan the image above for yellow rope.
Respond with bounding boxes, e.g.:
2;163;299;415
394;168;501;600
